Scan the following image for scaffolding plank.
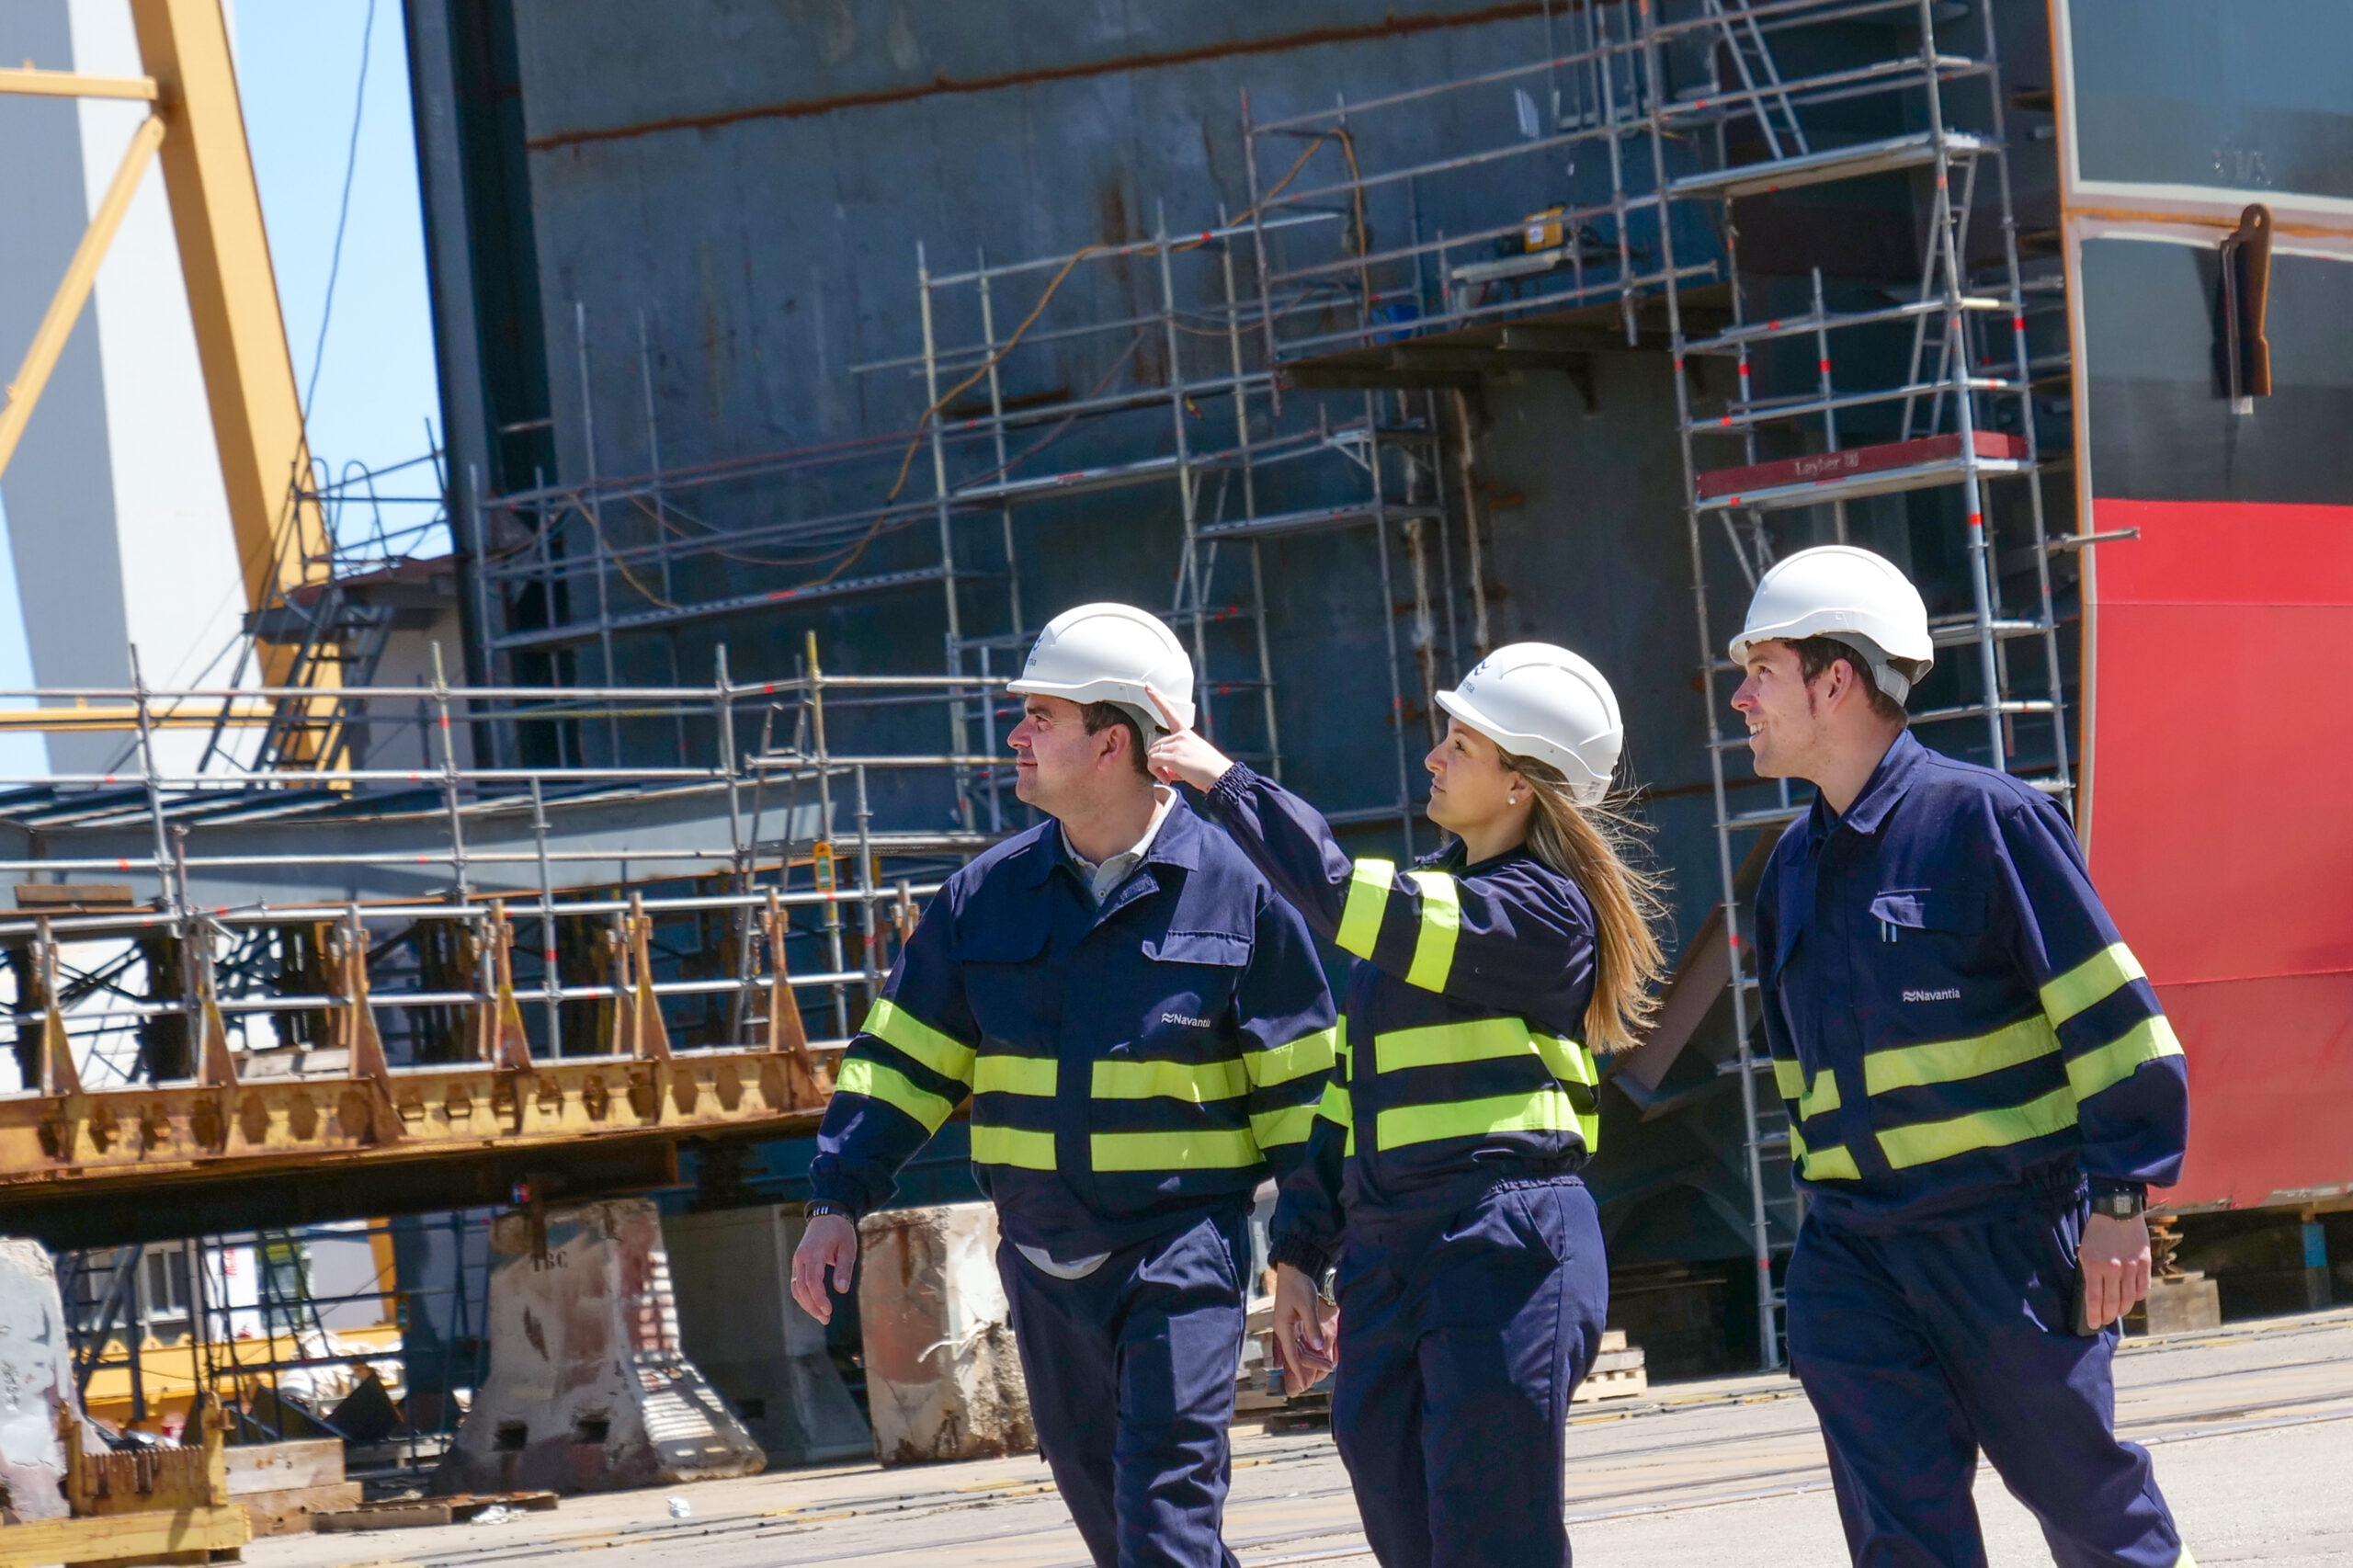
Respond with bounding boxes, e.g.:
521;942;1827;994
1694;432;2029;511
491;565;953;652
1197;503;1439;542
1668;131;1997;200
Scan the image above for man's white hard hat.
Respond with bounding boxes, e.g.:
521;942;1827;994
1006;602;1197;738
1435;642;1624;807
1728;544;1934;702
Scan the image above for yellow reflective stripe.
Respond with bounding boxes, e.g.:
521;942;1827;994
1091;1056;1251;1102
1372;1016;1593;1089
1318;1079;1353;1130
862;998;976;1086
837;1058;956;1134
1250;1100;1319;1149
1790;1126;1862;1182
1530;1032;1599;1091
973;1053;1057;1097
1404;870;1461;991
2040;941;2147;1027
1089;1128;1262;1172
1248;1025;1338;1088
1374;1016;1537;1073
1374;1085;1590;1151
1863;1015;2060;1096
1336;859;1395;958
970;1123;1057;1170
1773;1055;1844;1119
1875;1085;2079;1171
2066;1015;2184;1102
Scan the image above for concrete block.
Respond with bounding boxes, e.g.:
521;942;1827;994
857;1202;1034;1466
0;1237;78;1518
438;1198;765;1495
663;1207;871;1466
2139;1273;2223;1336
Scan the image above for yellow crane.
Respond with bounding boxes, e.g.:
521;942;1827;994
0;0;343;760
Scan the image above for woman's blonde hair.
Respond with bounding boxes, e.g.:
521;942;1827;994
1502;752;1668;1055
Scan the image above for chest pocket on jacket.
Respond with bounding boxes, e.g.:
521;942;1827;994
1135;930;1251;1045
1867;887;1993;1002
957;922;1055;1048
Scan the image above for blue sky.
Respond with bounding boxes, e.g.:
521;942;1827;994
237;0;445;551
0;0;440;717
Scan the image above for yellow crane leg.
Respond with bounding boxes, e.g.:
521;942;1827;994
0;117;165;480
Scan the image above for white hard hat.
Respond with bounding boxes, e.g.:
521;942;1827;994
1728;544;1934;702
1435;642;1623;807
1006;602;1197;737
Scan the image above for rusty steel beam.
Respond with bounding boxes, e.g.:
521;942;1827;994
0;1046;836;1233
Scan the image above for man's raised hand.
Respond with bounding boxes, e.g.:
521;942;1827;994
1142;685;1233;791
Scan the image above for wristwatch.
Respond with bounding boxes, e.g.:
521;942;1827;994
2088;1187;2146;1220
805;1200;851;1221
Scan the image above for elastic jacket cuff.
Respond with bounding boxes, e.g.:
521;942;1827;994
1268;1230;1336;1278
1205;760;1258;813
804;1187;867;1222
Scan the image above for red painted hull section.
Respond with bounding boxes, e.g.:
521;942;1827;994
2086;498;2353;1209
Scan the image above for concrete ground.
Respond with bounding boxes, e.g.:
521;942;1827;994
249;1309;2353;1567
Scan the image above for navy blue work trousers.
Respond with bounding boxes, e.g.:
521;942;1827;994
1329;1176;1609;1568
1786;1199;2187;1568
997;1210;1249;1568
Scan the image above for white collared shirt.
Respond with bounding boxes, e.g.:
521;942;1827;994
1063;785;1177;903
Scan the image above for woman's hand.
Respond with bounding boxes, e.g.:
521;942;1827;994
1142;686;1233;792
1268;1261;1338;1389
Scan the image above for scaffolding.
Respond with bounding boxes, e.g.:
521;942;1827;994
851;210;1490;842
1651;0;2075;1366
476;211;1486;850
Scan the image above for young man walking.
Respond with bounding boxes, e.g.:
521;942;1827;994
1731;545;2194;1568
790;602;1336;1568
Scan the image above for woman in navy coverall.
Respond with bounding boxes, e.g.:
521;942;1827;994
1144;645;1665;1568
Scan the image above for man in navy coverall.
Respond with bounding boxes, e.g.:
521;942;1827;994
788;604;1336;1568
1731;546;2193;1568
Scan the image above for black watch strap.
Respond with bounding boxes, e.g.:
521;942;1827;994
805;1200;851;1220
2089;1187;2146;1219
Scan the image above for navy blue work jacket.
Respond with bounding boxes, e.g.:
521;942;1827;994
1199;765;1600;1277
807;795;1336;1256
1754;731;2189;1230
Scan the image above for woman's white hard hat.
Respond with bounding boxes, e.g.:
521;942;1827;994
1435;642;1623;807
1006;602;1197;736
1728;544;1934;702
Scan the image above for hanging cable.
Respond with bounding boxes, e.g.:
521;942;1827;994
302;0;377;420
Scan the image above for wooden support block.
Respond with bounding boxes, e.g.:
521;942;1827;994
238;1482;363;1537
0;1504;249;1566
224;1438;344;1494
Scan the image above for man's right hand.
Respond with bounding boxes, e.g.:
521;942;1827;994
1269;1261;1338;1390
790;1213;859;1324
